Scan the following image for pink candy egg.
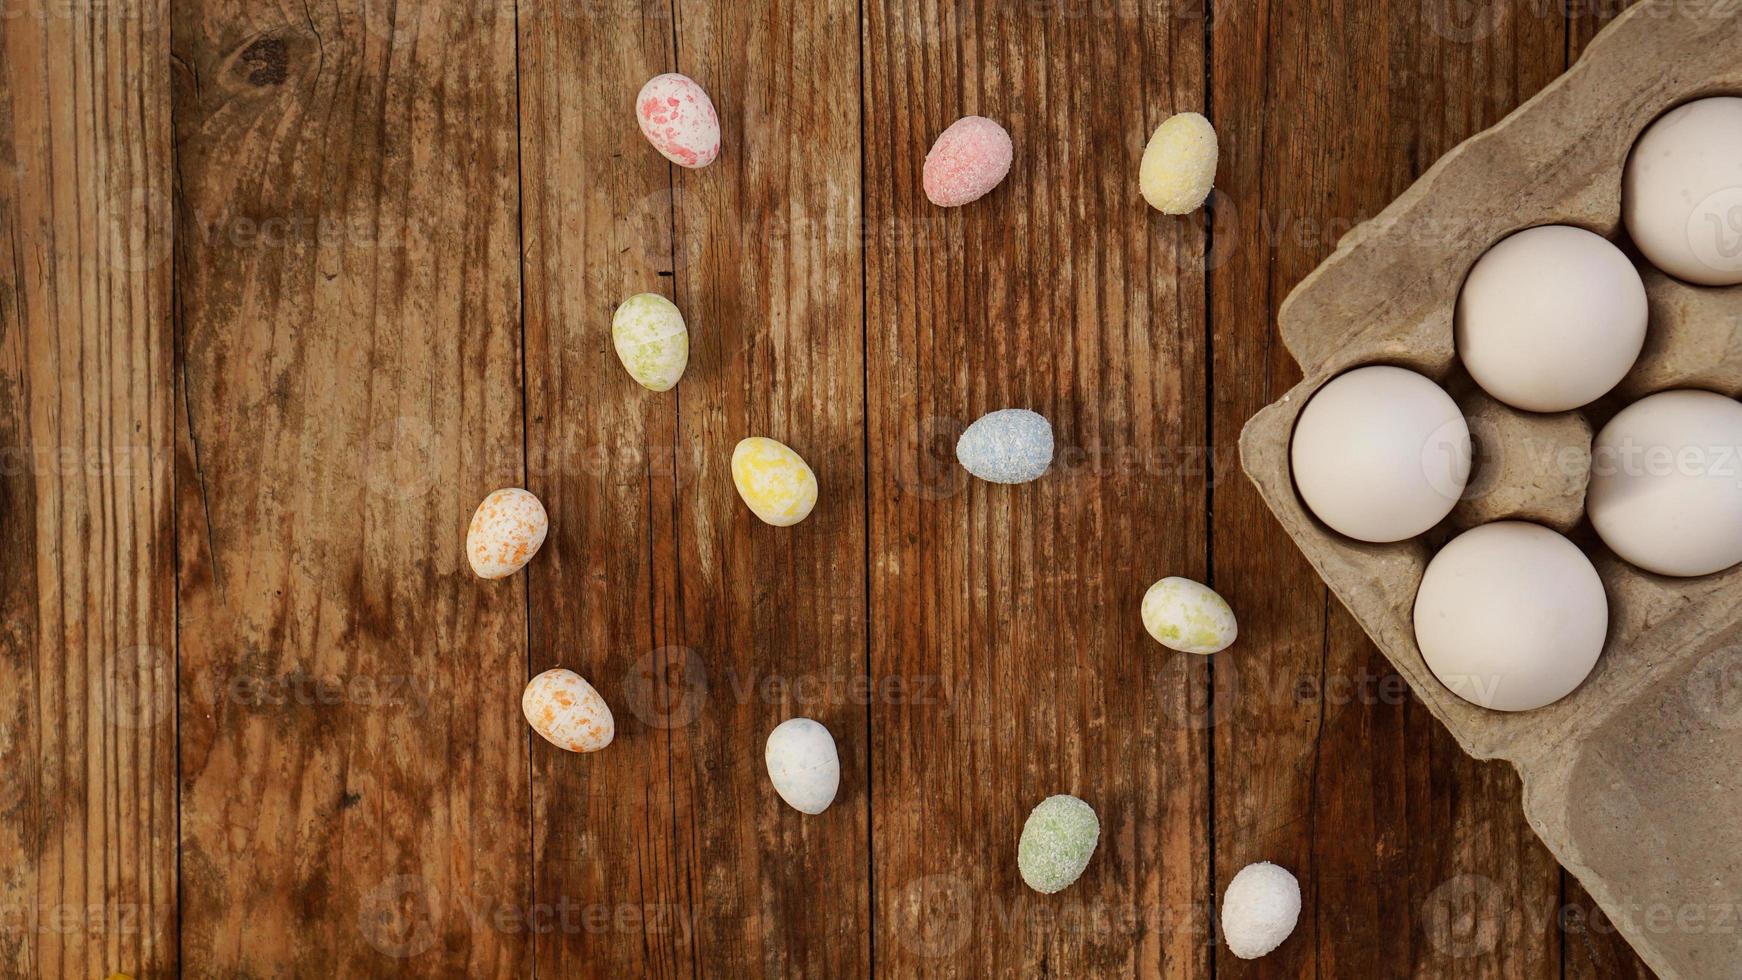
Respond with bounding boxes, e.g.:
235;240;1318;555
923;115;1013;207
635;73;721;169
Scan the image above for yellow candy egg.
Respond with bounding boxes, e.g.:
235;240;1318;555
521;668;615;753
611;293;689;392
731;437;818;527
1140;112;1218;215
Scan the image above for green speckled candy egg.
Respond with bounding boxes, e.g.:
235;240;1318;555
1142;576;1238;655
611;293;689;391
1018;794;1100;894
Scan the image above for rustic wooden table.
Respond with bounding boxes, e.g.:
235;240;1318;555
2;0;1669;975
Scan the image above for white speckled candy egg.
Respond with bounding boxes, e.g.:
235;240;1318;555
1018;794;1100;894
923;115;1014;207
635;73;720;169
611;293;688;391
1142;577;1237;654
522;668;614;753
955;408;1053;484
466;488;549;580
765;717;839;814
1141;112;1218;215
1221;862;1301;959
731;437;818;527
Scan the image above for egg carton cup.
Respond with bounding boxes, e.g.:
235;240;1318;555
1238;4;1742;978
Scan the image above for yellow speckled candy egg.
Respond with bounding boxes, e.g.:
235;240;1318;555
612;293;689;392
522;668;614;753
1140;112;1218;215
1142;576;1237;655
731;437;818;527
466;488;549;580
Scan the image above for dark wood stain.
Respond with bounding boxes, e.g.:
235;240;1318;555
0;0;1659;977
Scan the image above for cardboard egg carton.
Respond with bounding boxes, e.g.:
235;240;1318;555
1238;4;1742;977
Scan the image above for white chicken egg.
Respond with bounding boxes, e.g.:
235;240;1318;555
1290;366;1470;543
765;717;839;814
466;488;549;580
1413;522;1607;712
522;668;615;753
1625;97;1742;286
1456;225;1647;412
1588;389;1742;577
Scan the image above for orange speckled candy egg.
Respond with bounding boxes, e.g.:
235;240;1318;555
466;488;549;580
522;668;615;753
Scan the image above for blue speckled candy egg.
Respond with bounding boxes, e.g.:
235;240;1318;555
955;408;1054;484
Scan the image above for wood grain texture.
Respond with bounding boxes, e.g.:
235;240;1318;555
0;2;177;976
521;0;872;974
0;0;1674;975
667;0;872;973
1207;0;1654;977
170;1;528;974
864;1;1212;975
517;0;688;977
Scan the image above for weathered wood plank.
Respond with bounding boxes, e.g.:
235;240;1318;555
522;0;873;973
170;2;528;974
865;1;1212;974
1209;1;1593;976
0;2;177;976
666;0;873;972
516;0;692;976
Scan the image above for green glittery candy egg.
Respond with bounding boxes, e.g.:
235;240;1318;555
1018;794;1100;894
611;293;689;392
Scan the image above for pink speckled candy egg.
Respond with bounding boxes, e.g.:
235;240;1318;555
635;72;720;169
466;487;548;580
923;115;1013;207
522;668;615;753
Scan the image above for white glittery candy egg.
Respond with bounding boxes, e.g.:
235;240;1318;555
1142;577;1237;655
1221;862;1301;960
521;668;614;753
1141;112;1218;215
764;717;840;814
731;437;818;527
466;488;549;580
635;73;720;169
612;293;689;391
923;115;1014;207
1018;794;1100;894
955;408;1054;484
